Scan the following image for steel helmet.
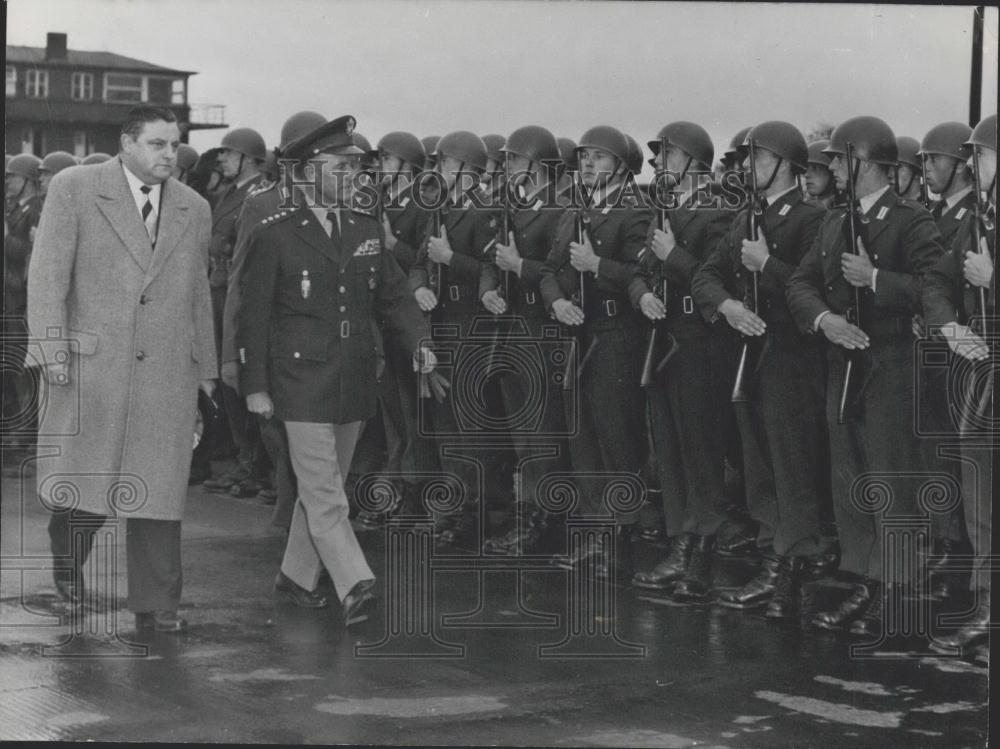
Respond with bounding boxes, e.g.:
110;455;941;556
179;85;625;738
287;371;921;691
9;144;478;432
434;131;488;172
482;134;506;166
824;116;897;165
81;152;112;165
219;127;267;161
39;151;78;175
557;137;578;172
918;122;973;161
807;140;833;168
624;134;644;175
648;121;714;170
723;126;752;165
895;137;921;171
744;121;809;172
377;131;426;171
175;144;200;173
577;125;630;165
966;113;997;151
278;111;326;154
5;153;42;180
502;126;560;166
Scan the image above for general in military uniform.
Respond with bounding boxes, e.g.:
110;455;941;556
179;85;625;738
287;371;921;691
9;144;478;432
238;115;433;627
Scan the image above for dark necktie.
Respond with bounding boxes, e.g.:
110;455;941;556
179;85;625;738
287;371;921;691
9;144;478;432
140;185;157;246
326;210;340;241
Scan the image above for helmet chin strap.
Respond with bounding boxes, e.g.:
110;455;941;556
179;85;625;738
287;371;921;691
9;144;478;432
937;156;960;197
755;156;783;193
895;166;915;197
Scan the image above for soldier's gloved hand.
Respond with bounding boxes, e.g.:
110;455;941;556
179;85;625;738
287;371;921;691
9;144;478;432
942;323;990;362
246;392;274;419
819;313;870;350
495;232;522;274
964;244;994;288
428;226;454;265
639;292;666;321
414;287;438;312
46;362;70;386
220;362;240;391
552;298;585;326
569;235;599;273
841;236;875;287
482;289;507;315
199;379;217;399
651;224;676;262
740;228;769;272
413;346;437;374
719;298;766;336
382;214;397;251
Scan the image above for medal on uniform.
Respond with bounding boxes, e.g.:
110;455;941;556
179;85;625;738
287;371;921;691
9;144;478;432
301;270;311;299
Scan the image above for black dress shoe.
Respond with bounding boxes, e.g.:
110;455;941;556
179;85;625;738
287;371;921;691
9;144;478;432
848;582;896;638
484;508;552;556
765;556;804;619
714;522;758;557
802;543;840;579
632;533;694;590
553;536;609;575
275;571;330;608
672;535;716;602
924;538;969;601
356;511;386;529
342;579;377;628
54;577;84;607
637;526;665;543
716;554;781;609
812;579;879;631
135;611;188;633
931;591;991;654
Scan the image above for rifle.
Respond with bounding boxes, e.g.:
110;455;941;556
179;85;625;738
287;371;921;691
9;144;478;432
731;137;766;402
641;140;679;387
485;169;512;370
562;179;598;391
957;152;995;433
836;142;869;424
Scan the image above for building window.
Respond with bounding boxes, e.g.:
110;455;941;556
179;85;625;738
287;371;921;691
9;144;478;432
71;72;94;100
73;131;94;158
104;73;145;103
25;69;48;98
5;66;16;96
22;127;45;156
171;79;185;105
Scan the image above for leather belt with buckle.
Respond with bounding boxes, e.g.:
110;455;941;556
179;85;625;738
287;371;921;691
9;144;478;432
448;284;461;302
602;299;619;317
522;291;538;306
682;295;694;315
340;320;351;338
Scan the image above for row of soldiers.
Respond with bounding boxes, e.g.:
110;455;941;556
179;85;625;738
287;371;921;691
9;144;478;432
5;110;995;653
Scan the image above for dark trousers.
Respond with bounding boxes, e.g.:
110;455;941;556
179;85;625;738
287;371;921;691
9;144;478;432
734;336;830;556
649;331;731;536
961;435;993;593
564;320;647;519
48;509;182;613
826;336;929;583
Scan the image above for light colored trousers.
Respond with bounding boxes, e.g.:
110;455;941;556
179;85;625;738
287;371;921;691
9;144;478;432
280;420;372;602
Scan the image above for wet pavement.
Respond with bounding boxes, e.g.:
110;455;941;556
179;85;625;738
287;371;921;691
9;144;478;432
0;457;990;747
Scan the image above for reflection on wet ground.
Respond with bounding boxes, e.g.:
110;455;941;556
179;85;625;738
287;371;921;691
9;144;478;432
0;467;988;746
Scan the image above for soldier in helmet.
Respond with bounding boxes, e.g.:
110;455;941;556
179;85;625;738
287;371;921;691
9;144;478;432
481;134;506;200
719;127;752;209
202;127;269;497
627;121;733;601
692;121;831;617
238;114;435;626
352;131;436;527
923;113;996;657
894;136;925;204
915;121;978;602
172;144;200;184
479;125;574;555
37;151;78;202
220;110;326;524
409;131;498;551
539;125;652;578
80;152;112;166
557;137;578;181
804;140;838;210
787;116;944;638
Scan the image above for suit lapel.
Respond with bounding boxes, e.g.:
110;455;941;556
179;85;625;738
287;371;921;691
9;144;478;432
295;207;339;264
94;160;152;272
146;179;192;281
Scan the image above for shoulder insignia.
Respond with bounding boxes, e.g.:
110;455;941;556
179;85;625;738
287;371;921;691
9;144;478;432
876;206;889;221
260;208;293;227
778;203;792;217
247;180;275;199
955;207;968;221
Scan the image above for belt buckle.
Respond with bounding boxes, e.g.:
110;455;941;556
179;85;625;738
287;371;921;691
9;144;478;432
525;292;537;306
340;320;350;339
449;284;460;302
604;299;618;317
683;295;694;314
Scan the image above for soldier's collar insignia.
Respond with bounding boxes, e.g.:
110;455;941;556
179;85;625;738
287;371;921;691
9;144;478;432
400;196;411;208
354;238;381;256
955;207;968;220
778;203;791;216
876;206;889;220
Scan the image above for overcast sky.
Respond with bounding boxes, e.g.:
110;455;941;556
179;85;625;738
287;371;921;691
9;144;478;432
7;1;998;178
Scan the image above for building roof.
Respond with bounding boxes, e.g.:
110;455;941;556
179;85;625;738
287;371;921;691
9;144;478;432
5;45;194;76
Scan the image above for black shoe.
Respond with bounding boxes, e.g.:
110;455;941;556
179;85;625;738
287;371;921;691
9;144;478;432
637;525;665;543
274;571;330;608
802;543;840;579
632;533;694;590
342;579;377;628
848;583;894;638
715;521;758;558
54;577;84;607
435;522;479;552
672;535;716;602
924;538;968;601
484;508;551;555
812;579;879;631
716;554;781;609
765;556;804;619
553;536;610;576
931;590;991;654
135;610;188;633
356;511;386;529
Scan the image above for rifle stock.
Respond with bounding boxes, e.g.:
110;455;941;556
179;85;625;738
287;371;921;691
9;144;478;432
837;142;868;424
731;137;765;403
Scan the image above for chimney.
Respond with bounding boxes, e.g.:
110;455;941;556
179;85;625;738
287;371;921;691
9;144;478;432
46;32;68;61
